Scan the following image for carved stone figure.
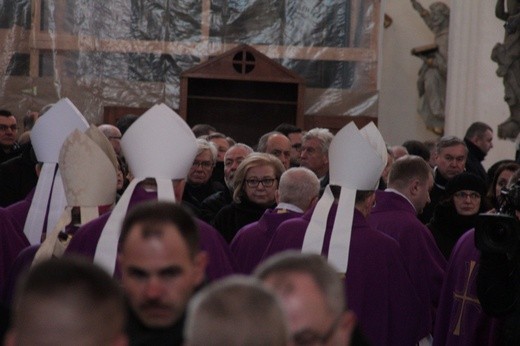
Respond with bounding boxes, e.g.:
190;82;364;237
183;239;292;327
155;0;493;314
411;0;450;136
493;0;520;139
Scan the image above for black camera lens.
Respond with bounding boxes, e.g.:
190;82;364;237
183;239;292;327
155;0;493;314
476;214;520;256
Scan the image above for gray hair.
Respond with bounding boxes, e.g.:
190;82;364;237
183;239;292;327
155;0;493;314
436;135;468;155
196;138;218;165
184;276;288;346
278;167;320;211
302;128;334;154
255;251;345;316
224;143;254;161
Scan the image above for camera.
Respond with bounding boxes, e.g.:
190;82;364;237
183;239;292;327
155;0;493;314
475;183;520;256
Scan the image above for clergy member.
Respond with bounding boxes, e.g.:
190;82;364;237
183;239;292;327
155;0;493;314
369;155;447;337
433;229;500;345
230;166;319;274
1;125;118;305
263;122;429;346
65;104;235;281
0;99;88;297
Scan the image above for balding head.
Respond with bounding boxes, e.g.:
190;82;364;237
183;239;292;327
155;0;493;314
255;252;356;346
277;167;320;211
98;124;122;156
390;145;409;159
257;132;291;169
185;276;288;346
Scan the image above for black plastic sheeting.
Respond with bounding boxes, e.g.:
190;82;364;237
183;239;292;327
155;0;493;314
0;0;378;122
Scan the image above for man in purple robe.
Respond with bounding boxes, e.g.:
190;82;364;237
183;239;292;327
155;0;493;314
368;155;447;336
0;99;89;284
264;197;428;346
2;125;120;306
230;167;320;274
0;208;29;299
66;185;234;281
65;104;234;282
263;122;430;346
3;189;33;236
0;190;36;302
433;229;500;345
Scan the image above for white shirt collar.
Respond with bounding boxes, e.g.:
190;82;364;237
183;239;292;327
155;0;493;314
276;202;304;213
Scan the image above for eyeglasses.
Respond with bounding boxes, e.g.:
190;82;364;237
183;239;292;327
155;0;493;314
0;125;18;132
245;178;276;188
292;315;342;346
192;161;213;169
453;191;481;200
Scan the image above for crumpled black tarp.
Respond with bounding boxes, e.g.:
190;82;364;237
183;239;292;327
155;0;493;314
0;0;378;122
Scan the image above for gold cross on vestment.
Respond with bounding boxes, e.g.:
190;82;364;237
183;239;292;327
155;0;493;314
452;260;481;336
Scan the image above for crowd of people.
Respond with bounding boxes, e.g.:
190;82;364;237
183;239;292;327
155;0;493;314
0;101;518;345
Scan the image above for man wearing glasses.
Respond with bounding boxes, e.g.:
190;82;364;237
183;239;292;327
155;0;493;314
0;109;20;164
255;252;368;346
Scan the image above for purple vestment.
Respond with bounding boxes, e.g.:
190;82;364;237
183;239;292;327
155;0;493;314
0;190;35;297
2;245;38;305
263;205;429;346
2;223;83;305
230;208;301;274
0;209;29;299
65;186;235;281
369;190;447;332
433;229;500;345
4;189;34;236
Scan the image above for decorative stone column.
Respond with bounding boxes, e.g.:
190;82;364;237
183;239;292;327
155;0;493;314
445;0;515;164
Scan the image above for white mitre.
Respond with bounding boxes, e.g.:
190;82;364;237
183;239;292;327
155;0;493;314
302;122;387;273
94;104;198;274
24;98;89;245
33;128;118;265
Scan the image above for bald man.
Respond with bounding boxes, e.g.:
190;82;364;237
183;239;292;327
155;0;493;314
257;131;292;170
98;124;123;156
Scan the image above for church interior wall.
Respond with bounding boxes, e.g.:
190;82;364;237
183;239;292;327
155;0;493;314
380;0;516;168
379;0;449;147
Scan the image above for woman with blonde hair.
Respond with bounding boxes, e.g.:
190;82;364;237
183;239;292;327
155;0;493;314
213;153;285;242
